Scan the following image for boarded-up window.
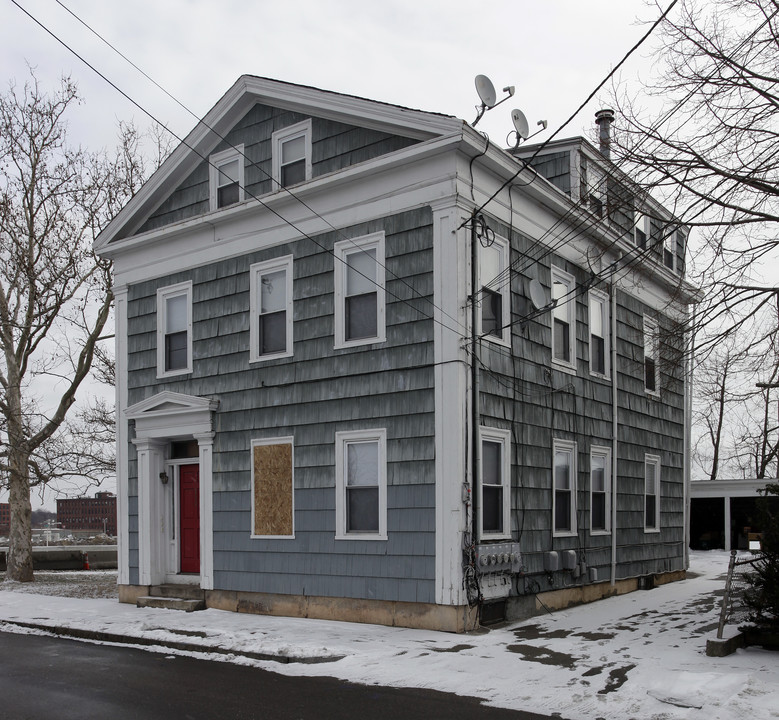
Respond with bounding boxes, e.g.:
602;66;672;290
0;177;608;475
252;439;293;537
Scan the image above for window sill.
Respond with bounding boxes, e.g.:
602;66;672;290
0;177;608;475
250;533;295;540
249;350;293;364
588;371;611;381
553;530;578;538
157;367;192;380
335;533;387;542
479;532;512;542
482;334;511;349
334;335;386;351
643;527;661;534
644;388;661;399
590;529;611;537
552;360;577;376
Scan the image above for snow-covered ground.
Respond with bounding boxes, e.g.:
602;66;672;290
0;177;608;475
1;551;777;719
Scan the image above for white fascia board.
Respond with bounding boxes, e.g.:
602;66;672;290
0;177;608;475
690;479;770;499
108;135;461;287
94;76;462;252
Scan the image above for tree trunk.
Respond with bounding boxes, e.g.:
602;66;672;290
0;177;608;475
6;448;34;582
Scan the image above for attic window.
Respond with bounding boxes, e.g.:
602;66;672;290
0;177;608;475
272;120;312;188
209;145;245;210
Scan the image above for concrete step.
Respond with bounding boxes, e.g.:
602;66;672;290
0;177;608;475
148;584;204;601
136;596;206;612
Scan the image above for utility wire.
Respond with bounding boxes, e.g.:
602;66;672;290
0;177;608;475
11;0;470;342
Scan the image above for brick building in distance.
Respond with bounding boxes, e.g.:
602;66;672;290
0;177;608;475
0;503;9;536
57;492;117;536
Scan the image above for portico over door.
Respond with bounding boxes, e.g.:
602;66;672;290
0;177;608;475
126;391;218;589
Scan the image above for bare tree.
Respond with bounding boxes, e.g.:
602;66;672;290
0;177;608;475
0;72;148;581
609;0;779;353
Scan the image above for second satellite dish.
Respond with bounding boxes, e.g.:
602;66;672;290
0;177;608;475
528;278;548;311
475;75;497;108
511;109;530;140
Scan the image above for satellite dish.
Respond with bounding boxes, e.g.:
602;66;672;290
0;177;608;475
511;109;530;140
528;278;548;310
475;75;497;108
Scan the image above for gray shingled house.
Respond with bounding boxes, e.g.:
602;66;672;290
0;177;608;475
94;76;697;631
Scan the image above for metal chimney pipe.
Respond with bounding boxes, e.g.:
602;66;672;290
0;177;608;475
595;108;615;159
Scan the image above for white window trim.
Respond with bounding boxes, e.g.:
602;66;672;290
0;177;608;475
249;255;294;363
156;281;193;379
478;235;511;347
250;436;295;540
553;438;578;537
334;232;386;350
551;265;576;372
644;453;661;533
643;315;660;396
588;288;610;379
590;445;612;535
478;426;512;540
271;120;313;188
335;428;387;541
209;145;245;211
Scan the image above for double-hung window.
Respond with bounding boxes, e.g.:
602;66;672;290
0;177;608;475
157;282;192;378
479;236;510;343
643;315;659;394
250;256;293;362
590;446;611;533
588;289;609;377
209;146;244;210
479;427;511;539
335;429;387;540
272;120;312;188
334;232;385;348
551;266;576;369
553;439;577;535
644;454;660;531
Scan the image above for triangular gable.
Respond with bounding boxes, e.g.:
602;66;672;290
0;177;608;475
126;390;218;420
95;75;462;251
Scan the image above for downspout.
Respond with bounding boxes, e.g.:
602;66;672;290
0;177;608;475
683;305;695;570
610;275;619;586
471;215;481;549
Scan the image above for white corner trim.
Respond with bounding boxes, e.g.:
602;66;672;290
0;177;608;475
114;285;131;585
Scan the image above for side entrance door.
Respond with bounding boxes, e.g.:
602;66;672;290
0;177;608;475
179;464;200;573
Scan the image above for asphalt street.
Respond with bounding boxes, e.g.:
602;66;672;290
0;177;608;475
0;631;559;720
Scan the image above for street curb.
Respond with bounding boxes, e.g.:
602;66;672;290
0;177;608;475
0;619;344;665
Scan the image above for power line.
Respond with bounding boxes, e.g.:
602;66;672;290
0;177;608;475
11;0;470;343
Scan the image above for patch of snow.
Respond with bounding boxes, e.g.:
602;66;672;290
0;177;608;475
0;551;776;720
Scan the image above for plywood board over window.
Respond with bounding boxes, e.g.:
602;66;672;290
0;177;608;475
251;438;294;538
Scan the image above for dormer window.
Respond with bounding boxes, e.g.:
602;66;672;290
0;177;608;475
209;146;245;210
272;120;312;188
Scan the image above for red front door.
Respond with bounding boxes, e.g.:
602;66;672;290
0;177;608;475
179;464;200;574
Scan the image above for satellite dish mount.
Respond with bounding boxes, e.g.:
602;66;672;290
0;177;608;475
473;74;515;127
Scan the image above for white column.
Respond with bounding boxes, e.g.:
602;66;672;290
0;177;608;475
195;432;215;590
132;438;166;586
724;496;732;552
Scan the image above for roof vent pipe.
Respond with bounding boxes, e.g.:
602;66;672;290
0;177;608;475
595;108;615;160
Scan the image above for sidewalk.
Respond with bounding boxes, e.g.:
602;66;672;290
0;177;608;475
1;552;777;720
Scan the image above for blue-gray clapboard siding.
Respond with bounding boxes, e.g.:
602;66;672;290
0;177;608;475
136;103;420;235
479;217;685;594
125;207;437;604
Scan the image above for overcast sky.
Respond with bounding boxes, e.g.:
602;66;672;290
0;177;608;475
2;0;668;509
3;0;664;152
